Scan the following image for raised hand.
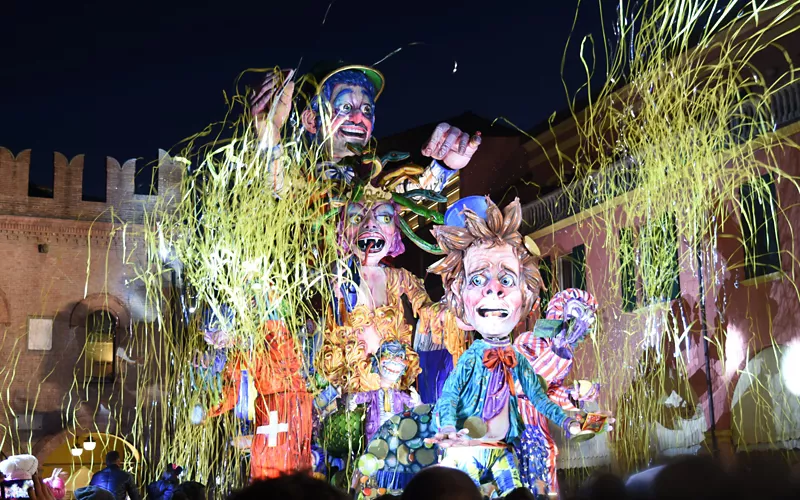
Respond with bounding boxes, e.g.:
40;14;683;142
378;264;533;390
250;68;296;147
422;123;482;170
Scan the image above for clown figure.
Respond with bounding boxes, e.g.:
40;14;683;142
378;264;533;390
514;289;603;496
318;194;464;395
347;340;421;442
426;197;581;496
250;62;480;188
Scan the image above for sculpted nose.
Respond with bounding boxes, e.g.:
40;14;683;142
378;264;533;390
348;111;361;123
483;281;504;297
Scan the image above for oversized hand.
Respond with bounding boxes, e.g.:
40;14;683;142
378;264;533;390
424;425;471;448
422;123;482;170
565;418;582;438
409;387;421;407
250;68;296;147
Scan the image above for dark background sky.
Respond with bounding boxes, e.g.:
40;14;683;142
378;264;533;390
1;0;609;196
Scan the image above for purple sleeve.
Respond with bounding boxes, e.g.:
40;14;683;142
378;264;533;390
353;391;372;405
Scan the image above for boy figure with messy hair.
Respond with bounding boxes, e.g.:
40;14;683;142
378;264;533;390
426;197;581;496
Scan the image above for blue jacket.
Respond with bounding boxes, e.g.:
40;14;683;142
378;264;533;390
89;465;140;500
433;340;570;445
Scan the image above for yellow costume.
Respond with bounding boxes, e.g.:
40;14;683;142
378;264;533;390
318;266;466;393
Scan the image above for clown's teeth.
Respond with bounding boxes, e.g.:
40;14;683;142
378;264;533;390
478;308;509;318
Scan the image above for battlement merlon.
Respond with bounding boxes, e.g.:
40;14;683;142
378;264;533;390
0;148;182;224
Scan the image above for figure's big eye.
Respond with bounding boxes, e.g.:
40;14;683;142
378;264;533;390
349;214;363;224
500;275;516;287
362;103;373;115
377;214;392;224
470;275;487;287
339;103;352;114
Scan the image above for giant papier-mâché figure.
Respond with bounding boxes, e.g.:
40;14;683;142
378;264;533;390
514;288;602;496
250;63;481;190
425;196;582;496
317;187;465;397
198;296;313;481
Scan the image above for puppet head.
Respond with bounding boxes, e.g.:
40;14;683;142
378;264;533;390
429;197;542;339
545;289;598;354
339;200;405;266
301;66;384;161
372;340;409;387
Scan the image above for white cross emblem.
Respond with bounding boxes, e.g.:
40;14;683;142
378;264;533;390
256;410;289;447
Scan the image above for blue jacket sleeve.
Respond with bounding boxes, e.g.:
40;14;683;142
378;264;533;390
433;352;475;430
516;352;570;428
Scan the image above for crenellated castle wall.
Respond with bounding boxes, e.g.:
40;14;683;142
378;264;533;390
0;147;182;224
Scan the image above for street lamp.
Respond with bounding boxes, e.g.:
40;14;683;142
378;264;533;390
83;436;96;451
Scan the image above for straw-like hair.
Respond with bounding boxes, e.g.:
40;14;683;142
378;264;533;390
428;196;542;320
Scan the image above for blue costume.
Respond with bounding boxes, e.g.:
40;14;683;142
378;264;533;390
433;340;573;495
433;340;571;440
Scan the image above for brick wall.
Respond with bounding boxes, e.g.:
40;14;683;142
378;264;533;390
0;148;180;456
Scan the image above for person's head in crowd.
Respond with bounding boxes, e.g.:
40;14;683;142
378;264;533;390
577;471;627;500
173;481;206;500
227;472;347;500
401;467;482;500
502;487;536;500
648;456;734;500
163;464;183;482
730;454;799;500
105;451;121;467
74;486;116;500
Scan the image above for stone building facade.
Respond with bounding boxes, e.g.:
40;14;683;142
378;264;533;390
0;147;180;480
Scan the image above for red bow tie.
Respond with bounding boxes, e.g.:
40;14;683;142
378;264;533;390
483;346;518;395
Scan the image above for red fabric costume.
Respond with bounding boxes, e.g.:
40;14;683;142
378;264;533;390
207;320;313;479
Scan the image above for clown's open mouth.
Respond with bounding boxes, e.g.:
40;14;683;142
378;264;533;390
381;361;406;378
357;236;386;253
339;125;368;140
478;308;510;318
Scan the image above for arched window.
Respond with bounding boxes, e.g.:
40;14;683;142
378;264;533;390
84;310;118;382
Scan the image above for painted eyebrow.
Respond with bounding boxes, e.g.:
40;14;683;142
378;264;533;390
499;264;519;277
333;89;354;102
468;266;490;276
347;205;363;215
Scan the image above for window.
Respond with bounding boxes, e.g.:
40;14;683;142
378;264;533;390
27;317;53;351
740;173;780;279
619;214;681;312
84;310;117;382
558;244;587;291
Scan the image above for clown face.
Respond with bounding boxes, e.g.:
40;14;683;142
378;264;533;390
323;83;375;159
460;242;524;338
376;344;408;386
344;202;397;266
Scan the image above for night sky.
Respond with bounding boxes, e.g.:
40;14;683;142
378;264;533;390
2;0;608;195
